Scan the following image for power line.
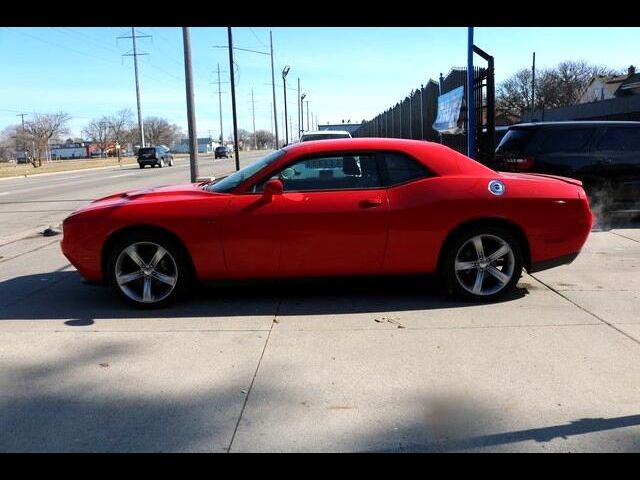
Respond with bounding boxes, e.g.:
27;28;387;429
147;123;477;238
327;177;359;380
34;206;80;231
249;27;268;49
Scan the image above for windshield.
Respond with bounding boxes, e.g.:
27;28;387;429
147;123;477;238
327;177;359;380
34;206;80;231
205;149;285;193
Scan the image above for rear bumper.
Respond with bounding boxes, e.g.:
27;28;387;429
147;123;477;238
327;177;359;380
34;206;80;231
529;252;579;273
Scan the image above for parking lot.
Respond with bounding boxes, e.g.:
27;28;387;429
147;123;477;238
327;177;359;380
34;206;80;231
1;211;639;452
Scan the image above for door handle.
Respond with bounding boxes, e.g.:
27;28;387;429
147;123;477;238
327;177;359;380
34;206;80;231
359;198;383;208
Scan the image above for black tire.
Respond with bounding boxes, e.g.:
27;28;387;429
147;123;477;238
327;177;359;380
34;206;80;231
139;164;144;169
158;159;164;168
441;225;523;302
106;232;190;308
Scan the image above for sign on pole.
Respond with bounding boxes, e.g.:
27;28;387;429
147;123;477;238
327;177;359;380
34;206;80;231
432;85;464;134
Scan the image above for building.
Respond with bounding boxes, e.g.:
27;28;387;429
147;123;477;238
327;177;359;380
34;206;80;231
578;66;639;104
50;142;89;160
172;137;219;154
522;65;640;123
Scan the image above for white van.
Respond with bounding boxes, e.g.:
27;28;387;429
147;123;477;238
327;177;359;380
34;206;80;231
299;130;352;142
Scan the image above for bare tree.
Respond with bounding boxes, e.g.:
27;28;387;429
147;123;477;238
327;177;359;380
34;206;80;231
0;124;31;162
82;117;111;157
139;117;182;147
497;60;623;120
107;109;134;147
253;130;275;150
23;112;71;166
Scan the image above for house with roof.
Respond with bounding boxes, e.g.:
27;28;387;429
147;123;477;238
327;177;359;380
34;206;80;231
579;66;639;103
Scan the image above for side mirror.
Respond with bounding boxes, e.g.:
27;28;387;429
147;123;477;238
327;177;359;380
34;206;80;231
261;178;283;202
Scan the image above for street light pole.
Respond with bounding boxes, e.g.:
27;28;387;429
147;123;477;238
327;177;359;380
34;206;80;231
282;65;290;144
305;100;310;131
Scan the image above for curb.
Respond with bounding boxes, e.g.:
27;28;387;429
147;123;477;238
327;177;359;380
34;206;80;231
0;162;139;182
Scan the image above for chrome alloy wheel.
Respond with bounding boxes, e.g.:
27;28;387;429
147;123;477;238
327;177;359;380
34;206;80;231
115;242;178;304
454;234;515;297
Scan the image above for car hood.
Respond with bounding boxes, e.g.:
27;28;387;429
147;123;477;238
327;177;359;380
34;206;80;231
68;182;225;217
92;182;216;203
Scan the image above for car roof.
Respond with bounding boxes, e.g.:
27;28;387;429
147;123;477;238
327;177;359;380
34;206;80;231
280;137;493;177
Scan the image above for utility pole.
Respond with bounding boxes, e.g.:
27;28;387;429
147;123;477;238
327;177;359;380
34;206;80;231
228;27;240;170
282;65;290;144
119;28;150;149
305;100;310;131
16;113;27;158
531;52;536;116
269;102;273;137
297;78;301;139
215;63;227;145
251;89;257;149
182;27;199;182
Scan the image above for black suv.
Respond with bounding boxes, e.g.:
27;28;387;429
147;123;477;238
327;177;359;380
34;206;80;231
215;146;232;159
495;121;640;213
137;145;174;168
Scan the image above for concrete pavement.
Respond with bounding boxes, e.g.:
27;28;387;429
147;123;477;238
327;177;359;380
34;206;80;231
1;218;640;451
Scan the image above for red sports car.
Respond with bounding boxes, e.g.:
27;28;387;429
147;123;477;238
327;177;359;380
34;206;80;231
61;138;594;307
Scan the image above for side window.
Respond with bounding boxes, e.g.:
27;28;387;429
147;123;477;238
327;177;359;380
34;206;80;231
594;128;640;152
381;152;431;186
257;153;381;192
536;128;594;154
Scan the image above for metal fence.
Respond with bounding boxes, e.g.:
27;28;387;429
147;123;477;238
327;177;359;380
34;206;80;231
353;66;494;163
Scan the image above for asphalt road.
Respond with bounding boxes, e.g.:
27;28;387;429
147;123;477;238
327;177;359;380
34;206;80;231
1;154;640;452
0;151;268;241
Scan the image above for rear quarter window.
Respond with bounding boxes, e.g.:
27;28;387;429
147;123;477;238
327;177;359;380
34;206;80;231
381;152;431;186
496;129;535;156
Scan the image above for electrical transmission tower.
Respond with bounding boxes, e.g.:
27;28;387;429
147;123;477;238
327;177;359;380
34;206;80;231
118;28;151;148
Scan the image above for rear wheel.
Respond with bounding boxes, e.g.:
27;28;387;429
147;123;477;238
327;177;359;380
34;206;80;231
441;226;523;302
139;164;144;169
107;233;189;308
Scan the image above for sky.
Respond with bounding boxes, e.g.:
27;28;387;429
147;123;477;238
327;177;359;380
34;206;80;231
0;27;638;141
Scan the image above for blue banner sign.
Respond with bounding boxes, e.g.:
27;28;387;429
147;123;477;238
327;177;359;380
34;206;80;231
432;86;464;134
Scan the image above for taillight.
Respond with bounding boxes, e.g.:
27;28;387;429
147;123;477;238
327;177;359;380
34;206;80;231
501;156;534;171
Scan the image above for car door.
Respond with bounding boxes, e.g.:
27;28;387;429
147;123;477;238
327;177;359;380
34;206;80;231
260;152;390;277
377;151;438;274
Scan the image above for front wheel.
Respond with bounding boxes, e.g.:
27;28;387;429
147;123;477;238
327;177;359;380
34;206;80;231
107;234;190;308
441;226;523;302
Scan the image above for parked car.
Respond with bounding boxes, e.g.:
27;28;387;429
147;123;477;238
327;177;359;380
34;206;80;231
62;138;593;308
300;130;352;142
137;146;174;168
215;146;233;158
495;121;640;213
